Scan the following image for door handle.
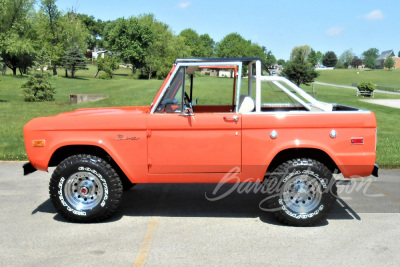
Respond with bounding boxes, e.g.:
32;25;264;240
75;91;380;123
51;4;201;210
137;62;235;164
224;115;238;122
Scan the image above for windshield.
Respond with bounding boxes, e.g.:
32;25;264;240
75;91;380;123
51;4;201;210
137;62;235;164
155;67;184;113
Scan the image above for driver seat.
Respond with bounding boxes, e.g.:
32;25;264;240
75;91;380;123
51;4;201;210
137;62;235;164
238;94;255;113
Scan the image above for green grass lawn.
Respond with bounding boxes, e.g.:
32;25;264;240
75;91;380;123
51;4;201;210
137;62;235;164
0;66;164;160
316;68;400;92
1;67;400;167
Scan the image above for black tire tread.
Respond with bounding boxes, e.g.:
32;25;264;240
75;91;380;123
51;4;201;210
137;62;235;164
49;154;123;223
264;158;337;226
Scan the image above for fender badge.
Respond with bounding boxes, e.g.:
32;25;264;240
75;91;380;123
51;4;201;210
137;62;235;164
115;134;140;141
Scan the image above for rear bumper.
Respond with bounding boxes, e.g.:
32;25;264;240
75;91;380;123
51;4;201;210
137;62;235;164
372;163;379;177
23;162;37;176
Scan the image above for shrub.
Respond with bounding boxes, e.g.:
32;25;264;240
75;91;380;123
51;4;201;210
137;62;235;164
21;72;56;102
63;43;88;78
357;81;375;91
95;54;119;79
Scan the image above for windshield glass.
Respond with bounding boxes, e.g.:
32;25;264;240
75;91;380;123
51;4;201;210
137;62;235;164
155;67;184;113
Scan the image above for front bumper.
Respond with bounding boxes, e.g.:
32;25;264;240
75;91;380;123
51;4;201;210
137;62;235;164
23;162;37;176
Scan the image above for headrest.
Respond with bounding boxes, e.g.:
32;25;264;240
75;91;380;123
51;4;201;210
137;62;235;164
238;94;255;113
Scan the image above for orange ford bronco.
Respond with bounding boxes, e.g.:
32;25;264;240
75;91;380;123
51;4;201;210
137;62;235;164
23;58;378;226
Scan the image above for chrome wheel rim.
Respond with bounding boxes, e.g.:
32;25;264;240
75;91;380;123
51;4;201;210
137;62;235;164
281;175;322;214
64;171;104;210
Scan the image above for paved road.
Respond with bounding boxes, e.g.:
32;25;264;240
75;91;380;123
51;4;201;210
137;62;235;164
1;162;399;266
314;81;400;95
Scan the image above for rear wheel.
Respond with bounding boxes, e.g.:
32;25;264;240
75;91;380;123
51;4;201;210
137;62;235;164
263;158;337;226
49;154;123;222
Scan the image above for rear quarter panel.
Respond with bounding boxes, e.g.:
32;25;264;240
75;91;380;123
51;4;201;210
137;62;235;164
241;111;377;179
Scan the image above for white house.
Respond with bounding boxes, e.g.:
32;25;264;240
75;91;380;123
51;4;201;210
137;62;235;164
92;50;108;60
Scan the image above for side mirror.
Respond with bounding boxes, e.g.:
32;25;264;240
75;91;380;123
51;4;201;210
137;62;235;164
179;107;194;117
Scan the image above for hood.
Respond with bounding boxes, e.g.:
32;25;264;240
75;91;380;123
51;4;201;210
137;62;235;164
24;106;150;132
56;106;150;117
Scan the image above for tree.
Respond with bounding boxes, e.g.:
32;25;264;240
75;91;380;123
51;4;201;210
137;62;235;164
33;48;51;74
263;49;276;66
35;1;89;76
364;56;376;69
384;57;395;70
179;29;215;58
306;49;323;67
0;54;4;74
62;43;88;78
362;48;379;70
138;14;189;79
337;49;355;69
322;51;338;67
21;72;56;101
179;28;200;56
248;43;265;60
216;33;274;75
61;12;90;52
2;38;35;75
77;13;106;49
198;33;215;58
217;33;275;64
351;56;363;68
277;59;285;66
307;49;318;66
246;44;275;66
0;0;36;75
290;45;311;61
216;33;251;58
362;48;379;60
104;17;153;74
36;0;62;75
316;51;323;65
95;54;119;78
151;34;189;79
281;52;319;87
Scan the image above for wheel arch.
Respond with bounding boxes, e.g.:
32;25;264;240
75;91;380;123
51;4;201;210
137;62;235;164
266;148;340;175
48;145;132;187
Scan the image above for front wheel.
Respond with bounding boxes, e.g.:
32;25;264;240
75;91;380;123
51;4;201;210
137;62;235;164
49;154;123;223
263;158;337;226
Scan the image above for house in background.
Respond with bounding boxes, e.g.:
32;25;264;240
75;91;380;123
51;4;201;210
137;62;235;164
392;57;400;69
200;68;232;77
92;49;108;61
200;69;218;76
375;50;400;69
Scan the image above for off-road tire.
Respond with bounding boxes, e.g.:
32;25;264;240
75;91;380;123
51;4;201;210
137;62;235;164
263;158;337;226
49;154;123;223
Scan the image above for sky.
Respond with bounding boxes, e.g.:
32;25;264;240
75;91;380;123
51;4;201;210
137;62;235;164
54;0;400;60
